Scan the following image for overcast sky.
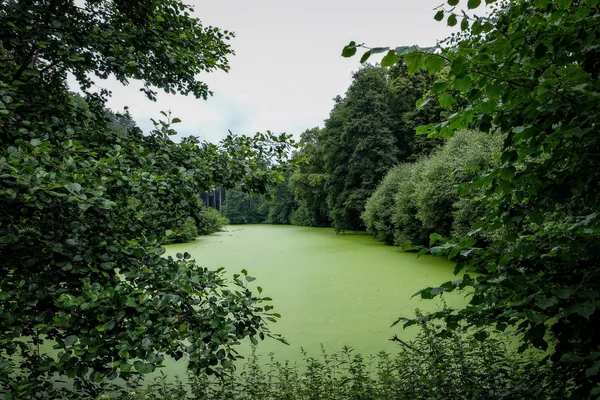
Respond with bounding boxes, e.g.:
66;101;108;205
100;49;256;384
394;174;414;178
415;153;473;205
90;0;464;143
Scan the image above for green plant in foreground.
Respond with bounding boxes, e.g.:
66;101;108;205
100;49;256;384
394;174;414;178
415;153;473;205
91;315;558;400
0;1;297;398
344;0;600;396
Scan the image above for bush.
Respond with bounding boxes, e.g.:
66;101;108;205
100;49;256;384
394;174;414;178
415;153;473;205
363;165;409;244
197;207;229;235
392;162;429;246
414;130;502;239
364;131;502;247
290;202;313;226
171;217;199;243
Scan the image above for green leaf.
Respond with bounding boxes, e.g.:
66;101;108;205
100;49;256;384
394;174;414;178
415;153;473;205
424;55;446;74
133;361;155;374
404;52;426;73
381;50;400;67
439;93;456;109
64;335;78;346
429;233;443;246
453;76;472;92
468;0;482;8
529;210;543;225
341;42;357;57
448;0;460;5
474;331;489;341
461;18;469;31
370;47;389;54
535;295;558;310
431;81;451;94
64;183;82;193
416;97;431;109
500;166;515;180
447;14;458;27
434;10;444;21
359;50;372;64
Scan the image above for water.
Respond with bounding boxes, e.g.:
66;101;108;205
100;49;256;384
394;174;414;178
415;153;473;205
164;224;466;366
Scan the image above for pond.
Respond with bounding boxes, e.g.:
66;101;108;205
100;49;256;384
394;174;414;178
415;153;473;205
164;224;466;367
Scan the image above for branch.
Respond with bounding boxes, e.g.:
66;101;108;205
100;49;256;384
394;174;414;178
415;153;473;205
390;335;426;354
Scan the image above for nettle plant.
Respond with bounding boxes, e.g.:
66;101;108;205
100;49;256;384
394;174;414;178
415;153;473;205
344;0;600;397
0;0;295;398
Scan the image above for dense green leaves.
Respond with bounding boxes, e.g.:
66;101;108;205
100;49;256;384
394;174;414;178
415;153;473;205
363;131;502;247
0;0;295;397
345;0;600;395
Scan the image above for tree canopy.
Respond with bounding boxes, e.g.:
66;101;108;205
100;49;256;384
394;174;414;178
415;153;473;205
0;1;295;397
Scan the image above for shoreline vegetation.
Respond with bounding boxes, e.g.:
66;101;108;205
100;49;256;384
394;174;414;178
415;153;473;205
2;0;599;398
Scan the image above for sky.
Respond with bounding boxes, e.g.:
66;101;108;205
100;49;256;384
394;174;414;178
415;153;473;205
88;0;465;143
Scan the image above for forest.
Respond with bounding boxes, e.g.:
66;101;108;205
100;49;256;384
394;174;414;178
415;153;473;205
1;0;599;399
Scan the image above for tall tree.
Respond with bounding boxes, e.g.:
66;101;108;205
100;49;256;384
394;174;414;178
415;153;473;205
323;66;398;232
388;65;447;159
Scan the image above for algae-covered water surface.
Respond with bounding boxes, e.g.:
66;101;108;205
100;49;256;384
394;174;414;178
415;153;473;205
164;224;466;365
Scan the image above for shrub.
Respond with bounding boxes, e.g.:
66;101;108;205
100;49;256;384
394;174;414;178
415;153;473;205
414;130;502;239
364;131;502;247
392;162;429;246
290;202;313;226
363;165;410;245
171;217;199;243
197;207;229;235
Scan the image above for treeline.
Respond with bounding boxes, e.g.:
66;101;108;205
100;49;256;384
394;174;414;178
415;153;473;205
223;64;448;230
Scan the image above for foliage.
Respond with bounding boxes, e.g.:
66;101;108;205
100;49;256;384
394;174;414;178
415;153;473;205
317;64;447;233
289;128;331;227
0;0;233;101
85;316;556;400
362;166;407;245
414;130;502;240
365;131;501;247
344;0;600;395
262;175;297;225
0;0;297;397
391;162;429;247
322;67;399;232
387;65;448;159
171;217;199;243
221;190;268;225
196;207;229;236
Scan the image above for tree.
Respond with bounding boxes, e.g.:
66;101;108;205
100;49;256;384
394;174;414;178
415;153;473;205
0;1;295;397
262;174;298;225
344;0;600;395
387;65;447;159
322;67;399;232
289;128;331;227
221;190;268;225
